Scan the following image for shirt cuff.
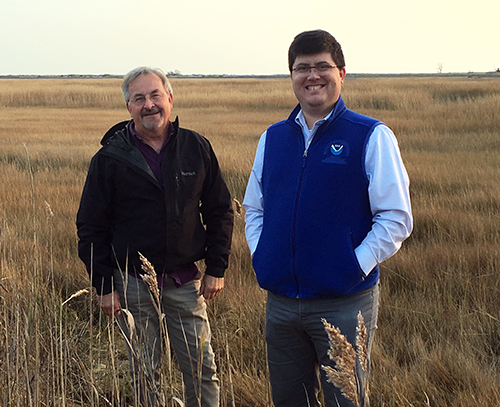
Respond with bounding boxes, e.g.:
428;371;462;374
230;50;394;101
354;245;378;277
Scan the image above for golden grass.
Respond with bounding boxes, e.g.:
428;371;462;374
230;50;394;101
321;312;371;407
1;76;500;406
322;318;360;406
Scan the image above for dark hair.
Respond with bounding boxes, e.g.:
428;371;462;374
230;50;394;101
288;30;345;73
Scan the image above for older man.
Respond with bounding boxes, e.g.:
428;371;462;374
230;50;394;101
77;67;233;406
243;30;412;407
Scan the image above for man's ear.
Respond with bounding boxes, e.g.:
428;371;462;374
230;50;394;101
339;67;347;83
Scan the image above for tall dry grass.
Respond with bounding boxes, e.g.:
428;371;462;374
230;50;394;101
1;76;500;406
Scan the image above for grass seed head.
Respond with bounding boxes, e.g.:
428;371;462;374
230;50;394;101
233;198;244;217
321;318;359;406
138;251;160;300
356;311;368;372
61;289;89;306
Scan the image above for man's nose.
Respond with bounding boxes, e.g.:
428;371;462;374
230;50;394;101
307;67;321;79
143;96;155;109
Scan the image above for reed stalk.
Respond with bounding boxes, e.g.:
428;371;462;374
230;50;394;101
321;312;370;407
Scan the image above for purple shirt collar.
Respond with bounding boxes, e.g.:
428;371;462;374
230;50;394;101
129;121;175;185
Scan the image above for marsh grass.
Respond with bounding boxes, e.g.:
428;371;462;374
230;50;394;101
1;76;500;406
322;315;361;406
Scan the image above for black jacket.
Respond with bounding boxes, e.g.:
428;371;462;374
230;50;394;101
76;119;234;295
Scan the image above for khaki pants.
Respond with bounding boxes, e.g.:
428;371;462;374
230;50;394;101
114;269;219;407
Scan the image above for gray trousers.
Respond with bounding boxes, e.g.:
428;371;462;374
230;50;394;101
114;269;219;407
265;284;380;407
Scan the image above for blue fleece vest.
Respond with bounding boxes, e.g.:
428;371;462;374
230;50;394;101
252;97;382;299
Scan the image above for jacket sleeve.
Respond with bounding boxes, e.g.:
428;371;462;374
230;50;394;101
76;153;116;295
199;140;234;278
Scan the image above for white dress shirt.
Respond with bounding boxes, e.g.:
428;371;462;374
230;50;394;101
243;108;413;276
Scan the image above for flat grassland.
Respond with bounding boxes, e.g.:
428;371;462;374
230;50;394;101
1;76;500;406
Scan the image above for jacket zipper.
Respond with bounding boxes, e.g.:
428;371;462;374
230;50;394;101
291;144;309;298
174;171;181;217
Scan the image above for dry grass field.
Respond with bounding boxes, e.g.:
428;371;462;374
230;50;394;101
1;75;500;406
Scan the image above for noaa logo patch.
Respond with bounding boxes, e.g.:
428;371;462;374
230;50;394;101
323;140;349;164
330;143;344;156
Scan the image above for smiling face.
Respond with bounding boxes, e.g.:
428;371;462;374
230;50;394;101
126;73;173;138
291;52;346;125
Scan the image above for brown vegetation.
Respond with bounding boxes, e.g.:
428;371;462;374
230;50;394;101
1;76;500;406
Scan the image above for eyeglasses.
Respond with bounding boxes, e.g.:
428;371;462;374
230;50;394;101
128;92;166;106
292;63;337;75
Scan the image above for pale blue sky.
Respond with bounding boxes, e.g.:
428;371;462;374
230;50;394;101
1;0;499;75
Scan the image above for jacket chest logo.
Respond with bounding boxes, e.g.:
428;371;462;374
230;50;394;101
330;143;344;155
322;140;350;164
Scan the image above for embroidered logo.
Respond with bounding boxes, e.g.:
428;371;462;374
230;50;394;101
181;171;196;176
330;143;344;156
322;140;349;165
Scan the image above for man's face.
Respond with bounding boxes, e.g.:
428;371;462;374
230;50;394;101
291;52;346;117
126;73;173;136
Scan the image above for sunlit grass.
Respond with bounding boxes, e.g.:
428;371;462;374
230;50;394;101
1;76;500;406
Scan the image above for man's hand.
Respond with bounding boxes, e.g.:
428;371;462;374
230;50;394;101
199;275;224;300
98;291;122;317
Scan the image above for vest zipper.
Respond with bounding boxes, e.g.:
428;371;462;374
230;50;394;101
291;146;310;298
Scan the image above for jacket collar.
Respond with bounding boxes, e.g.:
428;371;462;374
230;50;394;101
98;117;180;187
100;116;180;146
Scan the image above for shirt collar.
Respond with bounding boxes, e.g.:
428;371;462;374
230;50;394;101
129;120;175;150
294;108;335;132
